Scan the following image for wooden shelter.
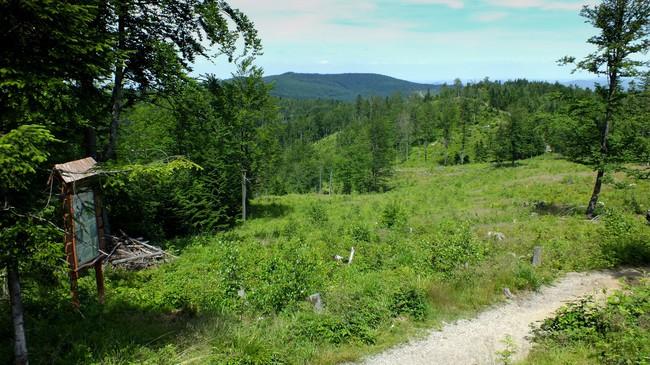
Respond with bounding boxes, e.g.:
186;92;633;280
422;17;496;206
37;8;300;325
54;157;106;306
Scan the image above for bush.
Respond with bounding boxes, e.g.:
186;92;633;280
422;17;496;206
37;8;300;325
292;312;376;345
347;223;373;243
532;283;650;365
430;223;486;276
599;211;650;267
306;202;328;225
513;263;543;291
381;201;406;228
390;286;428;320
247;240;327;313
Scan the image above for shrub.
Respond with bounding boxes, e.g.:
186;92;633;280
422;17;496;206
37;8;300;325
381;201;406;228
532;283;650;365
599;211;650;267
431;223;486;276
390;286;428;320
306;202;328;225
247;240;326;313
347;223;373;243
513;263;543;291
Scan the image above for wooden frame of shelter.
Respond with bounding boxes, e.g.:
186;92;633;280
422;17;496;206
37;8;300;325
54;157;106;307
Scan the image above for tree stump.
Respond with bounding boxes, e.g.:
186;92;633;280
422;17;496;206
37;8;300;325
532;246;542;267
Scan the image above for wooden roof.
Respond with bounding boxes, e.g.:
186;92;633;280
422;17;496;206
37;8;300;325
54;157;98;184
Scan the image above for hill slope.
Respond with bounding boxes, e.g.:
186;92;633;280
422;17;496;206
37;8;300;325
264;72;441;100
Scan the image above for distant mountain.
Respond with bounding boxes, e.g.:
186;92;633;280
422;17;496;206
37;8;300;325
560;78;637;90
264;72;442;100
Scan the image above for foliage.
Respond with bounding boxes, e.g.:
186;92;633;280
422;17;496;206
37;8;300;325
528;282;650;365
559;0;650;216
496;335;517;365
430;222;486;276
599;210;650;267
390;286;429;320
0;125;56;191
380;201;407;229
2;156;649;364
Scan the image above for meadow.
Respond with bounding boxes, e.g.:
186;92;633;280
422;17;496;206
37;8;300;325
2;153;649;364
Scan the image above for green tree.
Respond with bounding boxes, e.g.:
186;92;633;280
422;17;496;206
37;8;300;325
210;60;277;221
438;100;459;165
493;106;545;166
0;2;114;363
88;0;262;160
560;0;650;217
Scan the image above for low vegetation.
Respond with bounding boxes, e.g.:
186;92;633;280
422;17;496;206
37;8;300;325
523;280;650;365
2;155;649;364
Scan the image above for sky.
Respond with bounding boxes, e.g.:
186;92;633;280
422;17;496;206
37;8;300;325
193;0;600;83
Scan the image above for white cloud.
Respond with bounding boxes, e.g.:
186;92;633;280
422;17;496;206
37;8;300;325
401;0;465;9
474;11;509;22
484;0;596;11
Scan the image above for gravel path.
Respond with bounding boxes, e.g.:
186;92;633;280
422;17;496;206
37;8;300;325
357;270;633;365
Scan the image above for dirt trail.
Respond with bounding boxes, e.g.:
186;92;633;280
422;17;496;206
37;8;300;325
358;270;641;365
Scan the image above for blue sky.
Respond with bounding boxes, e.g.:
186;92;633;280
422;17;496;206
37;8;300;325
193;0;599;83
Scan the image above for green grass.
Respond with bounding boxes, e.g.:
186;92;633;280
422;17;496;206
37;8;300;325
521;280;650;365
2;154;649;364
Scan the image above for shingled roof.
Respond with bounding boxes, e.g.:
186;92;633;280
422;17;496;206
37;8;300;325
54;157;98;184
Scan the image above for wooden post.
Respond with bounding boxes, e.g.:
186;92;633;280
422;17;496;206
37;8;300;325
63;190;80;308
532;246;542;267
242;171;247;222
319;167;323;194
94;191;106;304
329;169;333;196
94;262;105;305
347;247;355;265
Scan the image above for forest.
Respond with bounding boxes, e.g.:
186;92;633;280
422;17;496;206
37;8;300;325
1;0;650;364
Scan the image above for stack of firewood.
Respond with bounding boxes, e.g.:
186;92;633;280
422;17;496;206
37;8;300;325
105;231;175;270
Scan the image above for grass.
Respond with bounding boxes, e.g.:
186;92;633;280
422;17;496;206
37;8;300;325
520;280;650;365
1;154;649;364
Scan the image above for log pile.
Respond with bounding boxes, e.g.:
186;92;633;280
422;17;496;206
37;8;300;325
105;231;175;270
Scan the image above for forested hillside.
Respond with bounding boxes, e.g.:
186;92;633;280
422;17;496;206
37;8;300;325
1;1;649;365
264;72;442;100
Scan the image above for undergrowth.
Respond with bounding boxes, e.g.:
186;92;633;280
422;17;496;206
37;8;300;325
1;155;649;364
523;280;650;365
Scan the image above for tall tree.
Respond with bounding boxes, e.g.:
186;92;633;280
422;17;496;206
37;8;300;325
1;2;114;363
560;0;650;218
94;0;262;160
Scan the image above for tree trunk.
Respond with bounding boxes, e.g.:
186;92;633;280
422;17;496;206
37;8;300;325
586;168;605;218
329;169;333;196
84;127;97;159
423;141;428;162
319;167;322;194
586;73;617;218
79;76;98;159
241;171;247;222
105;10;125;161
443;138;449;166
8;259;28;365
460;120;467;165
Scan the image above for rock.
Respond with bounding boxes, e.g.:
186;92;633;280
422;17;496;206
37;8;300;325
307;293;324;313
488;231;506;241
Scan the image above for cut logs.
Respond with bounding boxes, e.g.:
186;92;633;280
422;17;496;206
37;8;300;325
105;232;175;270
